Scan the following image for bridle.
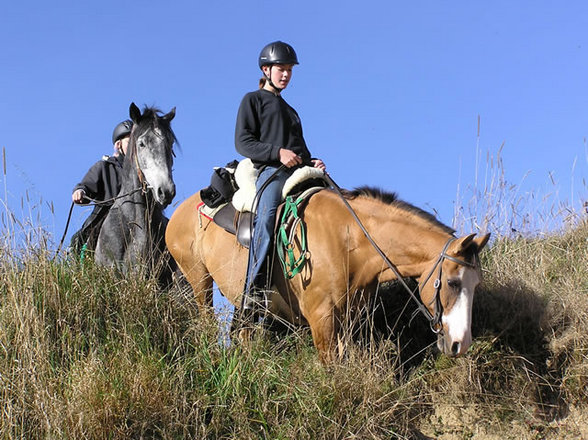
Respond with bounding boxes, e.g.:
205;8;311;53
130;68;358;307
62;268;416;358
416;237;477;333
129;123;175;196
88;127;151;202
324;173;478;335
129;124;150;194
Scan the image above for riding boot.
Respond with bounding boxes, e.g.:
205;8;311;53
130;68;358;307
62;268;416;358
240;268;269;325
241;287;266;322
230;290;263;341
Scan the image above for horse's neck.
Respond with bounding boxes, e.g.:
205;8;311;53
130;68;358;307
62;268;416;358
349;197;450;279
117;161;157;226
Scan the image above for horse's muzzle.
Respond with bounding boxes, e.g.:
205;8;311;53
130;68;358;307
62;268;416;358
156;183;176;207
437;333;471;357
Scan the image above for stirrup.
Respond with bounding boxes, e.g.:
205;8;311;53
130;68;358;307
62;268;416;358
241;289;265;310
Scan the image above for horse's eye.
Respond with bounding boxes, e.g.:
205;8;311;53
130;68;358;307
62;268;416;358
447;279;461;290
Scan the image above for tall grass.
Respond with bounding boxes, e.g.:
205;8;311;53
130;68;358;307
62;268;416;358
1;151;587;438
454;117;587;238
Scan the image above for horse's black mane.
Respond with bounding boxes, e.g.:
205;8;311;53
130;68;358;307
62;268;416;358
343;186;455;235
129;106;178;158
138;106;177;139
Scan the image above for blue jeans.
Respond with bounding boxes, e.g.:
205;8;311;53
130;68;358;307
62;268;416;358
244;165;291;294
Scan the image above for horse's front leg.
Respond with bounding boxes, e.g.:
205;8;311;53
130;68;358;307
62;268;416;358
305;299;342;363
95;217;127;269
190;270;214;312
126;234;149;273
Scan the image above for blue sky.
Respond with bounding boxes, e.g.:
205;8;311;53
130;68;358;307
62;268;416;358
1;1;587;248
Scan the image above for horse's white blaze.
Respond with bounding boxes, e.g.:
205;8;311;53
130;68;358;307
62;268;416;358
143;161;172;190
137;129;175;205
441;266;480;354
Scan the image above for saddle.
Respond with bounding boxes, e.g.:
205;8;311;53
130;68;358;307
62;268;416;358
208;202;255;248
198;159;328;249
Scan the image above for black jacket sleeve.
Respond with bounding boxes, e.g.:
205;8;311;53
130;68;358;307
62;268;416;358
73;160;107;201
72;155;122;203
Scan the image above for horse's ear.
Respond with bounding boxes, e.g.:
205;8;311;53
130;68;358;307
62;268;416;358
453;232;491;255
473;233;491;252
454;234;475;253
162;107;176;122
129;102;141;122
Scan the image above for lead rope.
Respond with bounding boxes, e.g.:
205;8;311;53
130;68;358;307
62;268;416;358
52;187;145;261
276;194;309;279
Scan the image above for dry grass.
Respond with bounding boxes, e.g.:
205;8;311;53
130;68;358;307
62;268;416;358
1;146;587;438
0;218;586;439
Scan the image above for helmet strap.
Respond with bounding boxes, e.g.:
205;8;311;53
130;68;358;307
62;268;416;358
264;65;283;94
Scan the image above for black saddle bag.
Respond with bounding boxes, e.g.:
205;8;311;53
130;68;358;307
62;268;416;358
200;161;239;208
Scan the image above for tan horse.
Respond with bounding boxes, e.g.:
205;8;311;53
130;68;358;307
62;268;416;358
166;186;490;362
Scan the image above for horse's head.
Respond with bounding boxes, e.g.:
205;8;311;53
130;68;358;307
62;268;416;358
129;102;177;207
419;233;490;357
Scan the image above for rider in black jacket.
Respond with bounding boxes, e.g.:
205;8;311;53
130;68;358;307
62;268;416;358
234;41;326;322
70;119;132;254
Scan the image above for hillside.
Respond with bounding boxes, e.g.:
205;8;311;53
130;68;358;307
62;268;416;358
1;220;587;439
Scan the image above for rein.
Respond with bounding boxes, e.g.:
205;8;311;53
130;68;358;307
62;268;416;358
324;173;475;334
53;186;146;260
54;202;75;259
83;187;145;206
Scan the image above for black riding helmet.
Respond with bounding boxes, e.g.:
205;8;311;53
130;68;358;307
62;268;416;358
258;41;299;68
112;119;133;144
258;41;299;92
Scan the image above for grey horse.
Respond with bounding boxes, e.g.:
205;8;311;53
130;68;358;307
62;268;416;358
95;102;177;286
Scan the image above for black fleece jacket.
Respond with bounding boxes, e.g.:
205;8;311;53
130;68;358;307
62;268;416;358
73;154;124;203
235;88;312;168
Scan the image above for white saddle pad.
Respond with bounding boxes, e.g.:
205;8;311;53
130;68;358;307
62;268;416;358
231;159;326;213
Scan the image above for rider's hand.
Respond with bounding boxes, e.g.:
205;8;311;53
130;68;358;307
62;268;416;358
72;189;87;204
279;148;303;168
311;159;326;172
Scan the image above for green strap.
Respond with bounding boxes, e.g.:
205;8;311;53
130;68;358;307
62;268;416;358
277;195;308;279
80;243;88;262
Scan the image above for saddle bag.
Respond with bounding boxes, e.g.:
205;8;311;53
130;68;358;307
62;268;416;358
200;160;239;208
